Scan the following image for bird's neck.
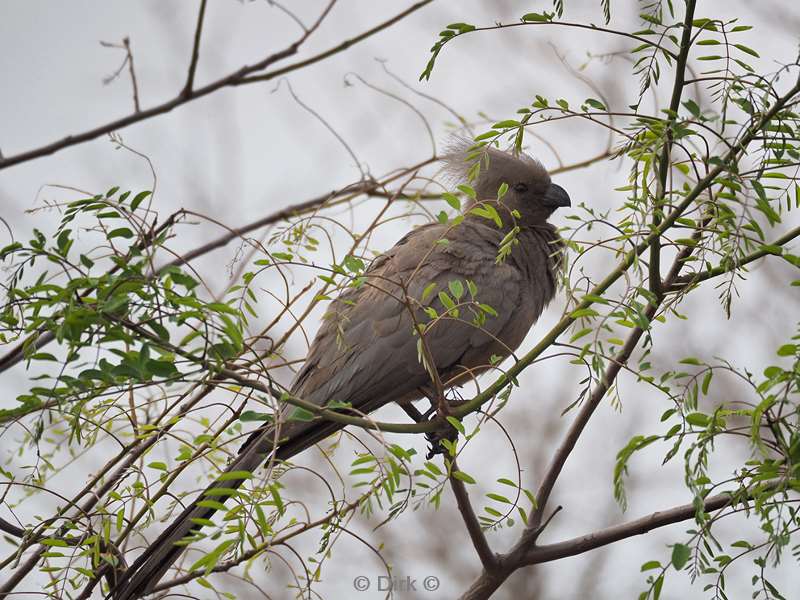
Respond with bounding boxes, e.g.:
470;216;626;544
514;223;564;291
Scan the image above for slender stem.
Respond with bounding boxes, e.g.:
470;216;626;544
668;225;800;290
182;0;208;96
123;37;141;112
649;0;696;300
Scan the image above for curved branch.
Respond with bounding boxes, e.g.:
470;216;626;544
668;224;800;291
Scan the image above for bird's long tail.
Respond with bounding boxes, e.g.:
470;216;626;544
111;418;343;600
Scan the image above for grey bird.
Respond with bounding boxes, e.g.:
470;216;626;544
112;141;571;599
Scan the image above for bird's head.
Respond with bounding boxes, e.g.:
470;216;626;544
442;139;571;227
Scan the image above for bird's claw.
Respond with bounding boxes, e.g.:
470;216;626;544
425;420;458;459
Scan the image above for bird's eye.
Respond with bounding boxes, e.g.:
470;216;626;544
513;182;529;193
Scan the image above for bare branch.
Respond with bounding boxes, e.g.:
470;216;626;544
182;0;208;96
449;459;498;571
0;0;433;170
458;481;784;600
523;489;735;565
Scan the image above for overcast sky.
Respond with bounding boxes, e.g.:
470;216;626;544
1;2;799;598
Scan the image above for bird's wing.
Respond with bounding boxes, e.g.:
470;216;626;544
290;218;526;413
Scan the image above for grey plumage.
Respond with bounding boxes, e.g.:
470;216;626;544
112;141;571;599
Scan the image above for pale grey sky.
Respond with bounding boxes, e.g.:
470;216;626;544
1;2;799;598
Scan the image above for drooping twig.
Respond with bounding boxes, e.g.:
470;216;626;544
0;158;435;379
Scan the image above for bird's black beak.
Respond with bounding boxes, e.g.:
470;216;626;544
542;183;571;208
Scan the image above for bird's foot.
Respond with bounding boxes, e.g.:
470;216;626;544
399;402;458;459
425;420;458;459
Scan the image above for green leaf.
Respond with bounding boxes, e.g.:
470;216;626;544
188;540;236;574
452;470;476;484
286;406;315;421
568;327;591;343
492;119;520;129
686;412;709;427
446;416;465;434
446;22;475;33
469;204;502;228
653;574;664;600
521;12;551;22
479;303;498;317
584;98;607;111
442;192;461;210
240;411;271;423
108;227;135;240
56;229;72;256
679;357;702;365
456;184;476;199
701;371;713;395
438;291;456;311
641;560;662;571
570;308;600;319
733;43;759;57
671;543;691;570
130;191;152;211
343;255;365;273
497;182;509;200
217;470;254;482
486;493;511;504
448;280;464;300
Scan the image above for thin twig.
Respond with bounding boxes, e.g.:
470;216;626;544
182;0;208;96
0;0;433;170
123;38;141;112
100;37;141;112
667;224;800;290
649;0;697;300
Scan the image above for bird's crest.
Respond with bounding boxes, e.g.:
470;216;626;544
441;136;550;202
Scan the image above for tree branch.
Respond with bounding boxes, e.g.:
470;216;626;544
182;0;208;96
0;0;433;170
522;480;783;565
649;0;696;300
449;459;498;571
668;224;800;291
